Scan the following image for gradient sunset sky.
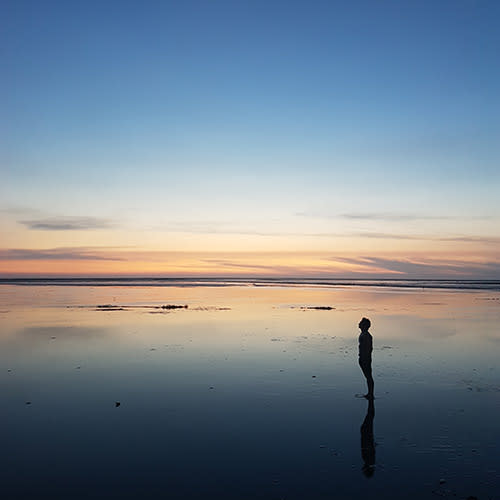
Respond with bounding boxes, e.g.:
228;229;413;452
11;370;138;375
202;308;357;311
2;0;499;278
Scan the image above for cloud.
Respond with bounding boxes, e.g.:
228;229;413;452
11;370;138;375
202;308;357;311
141;221;500;244
0;206;43;216
151;220;305;237
0;248;124;261
352;232;500;244
328;256;500;278
439;236;500;244
341;213;473;221
19;216;114;231
202;258;296;273
151;220;332;238
296;211;496;222
352;232;422;240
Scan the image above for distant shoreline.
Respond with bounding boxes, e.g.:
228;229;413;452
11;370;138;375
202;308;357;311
1;277;500;291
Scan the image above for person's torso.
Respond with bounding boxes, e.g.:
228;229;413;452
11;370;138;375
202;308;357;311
358;332;373;360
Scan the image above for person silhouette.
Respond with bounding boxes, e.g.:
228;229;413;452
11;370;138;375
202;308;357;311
360;397;375;477
358;317;374;399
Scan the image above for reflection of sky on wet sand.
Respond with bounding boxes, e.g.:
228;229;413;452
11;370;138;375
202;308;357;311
1;285;499;499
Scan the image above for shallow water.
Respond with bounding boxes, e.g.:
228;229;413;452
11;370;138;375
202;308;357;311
1;284;499;499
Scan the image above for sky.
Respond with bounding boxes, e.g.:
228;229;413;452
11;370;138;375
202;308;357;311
1;0;499;278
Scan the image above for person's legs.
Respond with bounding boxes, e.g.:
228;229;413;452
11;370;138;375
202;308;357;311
359;359;374;398
366;370;374;398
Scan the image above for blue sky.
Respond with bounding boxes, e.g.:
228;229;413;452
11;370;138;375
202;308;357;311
1;0;499;276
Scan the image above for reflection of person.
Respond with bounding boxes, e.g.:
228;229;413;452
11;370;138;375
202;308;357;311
358;317;374;399
360;397;375;477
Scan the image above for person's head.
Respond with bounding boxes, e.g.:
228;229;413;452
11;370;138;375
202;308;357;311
359;317;371;332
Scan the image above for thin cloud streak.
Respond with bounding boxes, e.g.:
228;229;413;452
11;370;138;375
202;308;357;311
202;259;295;273
0;206;43;216
200;259;354;277
341;213;495;221
329;256;500;278
0;248;124;261
147;222;499;244
19;216;115;231
353;232;500;244
150;221;319;238
296;211;496;222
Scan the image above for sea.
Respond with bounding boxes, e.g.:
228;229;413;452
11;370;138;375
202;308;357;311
1;278;499;499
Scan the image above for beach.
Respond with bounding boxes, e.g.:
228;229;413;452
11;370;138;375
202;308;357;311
1;281;499;499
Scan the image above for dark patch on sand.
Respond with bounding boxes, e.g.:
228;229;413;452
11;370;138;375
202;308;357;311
290;305;335;310
461;378;500;393
95;306;126;311
192;306;231;311
72;304;191;312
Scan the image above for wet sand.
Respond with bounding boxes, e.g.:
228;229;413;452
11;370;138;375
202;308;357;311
1;283;499;499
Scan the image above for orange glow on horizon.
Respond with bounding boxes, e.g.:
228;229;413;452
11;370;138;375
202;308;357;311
1;249;498;278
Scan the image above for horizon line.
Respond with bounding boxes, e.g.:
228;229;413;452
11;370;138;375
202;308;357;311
1;275;499;282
